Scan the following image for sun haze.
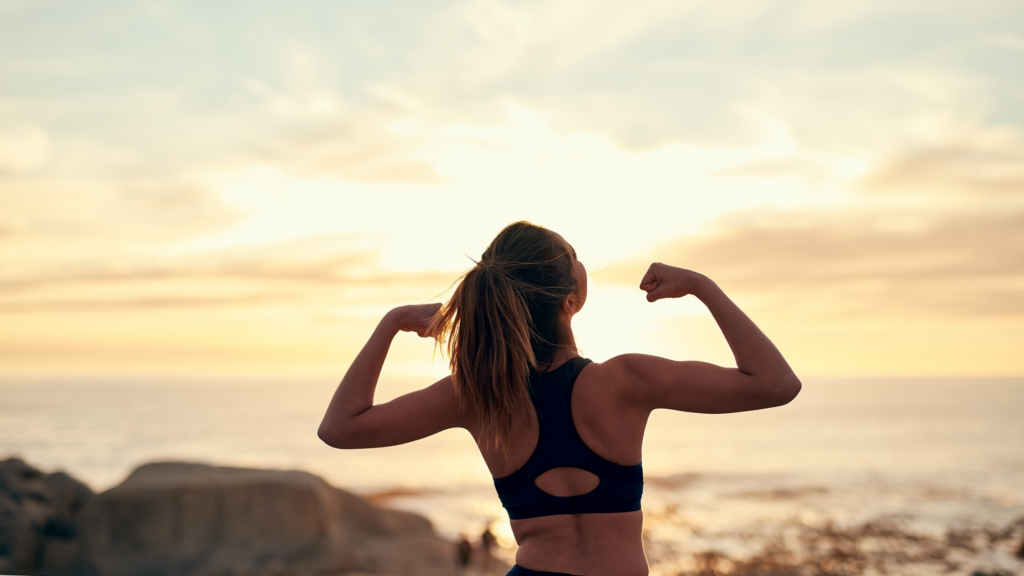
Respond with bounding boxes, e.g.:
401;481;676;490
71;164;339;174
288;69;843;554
1;0;1022;379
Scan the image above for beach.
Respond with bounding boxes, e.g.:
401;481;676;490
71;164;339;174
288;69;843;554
2;376;1023;574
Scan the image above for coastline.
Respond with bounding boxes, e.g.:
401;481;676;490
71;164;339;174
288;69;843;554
3;376;1023;574
2;455;1023;576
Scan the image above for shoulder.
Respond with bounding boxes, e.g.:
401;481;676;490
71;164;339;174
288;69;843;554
580;354;669;405
587;353;672;380
423;375;464;412
426;375;480;431
585;354;730;411
395;374;474;431
588;355;801;415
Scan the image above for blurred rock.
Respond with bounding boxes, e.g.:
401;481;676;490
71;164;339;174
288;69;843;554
2;459;460;576
75;462;459;576
0;458;93;576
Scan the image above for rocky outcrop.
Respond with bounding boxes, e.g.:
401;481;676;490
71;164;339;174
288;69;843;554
1;459;460;576
0;458;94;575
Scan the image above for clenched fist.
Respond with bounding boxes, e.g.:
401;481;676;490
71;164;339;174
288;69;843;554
389;303;443;337
639;263;712;302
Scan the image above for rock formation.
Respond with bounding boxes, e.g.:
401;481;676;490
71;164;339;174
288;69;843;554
0;458;94;575
1;459;460;576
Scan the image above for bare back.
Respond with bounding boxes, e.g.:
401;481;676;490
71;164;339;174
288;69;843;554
472;358;651;576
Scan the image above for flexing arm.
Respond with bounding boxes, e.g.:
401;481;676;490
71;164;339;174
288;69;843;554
317;303;466;449
610;263;801;414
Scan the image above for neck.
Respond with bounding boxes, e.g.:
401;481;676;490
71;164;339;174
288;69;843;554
543;323;579;371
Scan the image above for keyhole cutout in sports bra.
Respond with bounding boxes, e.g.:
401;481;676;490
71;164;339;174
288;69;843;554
534;467;600;497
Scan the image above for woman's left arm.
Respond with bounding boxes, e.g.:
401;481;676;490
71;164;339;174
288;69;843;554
318;304;466;449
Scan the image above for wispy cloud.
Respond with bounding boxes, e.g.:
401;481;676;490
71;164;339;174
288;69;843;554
0;125;50;172
0;234;457;312
608;207;1024;319
2;0;1023;375
255;104;445;184
0;176;239;250
859;132;1024;197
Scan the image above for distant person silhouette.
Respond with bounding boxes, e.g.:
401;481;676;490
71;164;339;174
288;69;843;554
480;525;497;572
457;533;473;570
320;221;801;575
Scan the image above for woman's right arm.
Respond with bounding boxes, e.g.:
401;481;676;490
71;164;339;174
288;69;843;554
318;303;469;449
606;263;801;414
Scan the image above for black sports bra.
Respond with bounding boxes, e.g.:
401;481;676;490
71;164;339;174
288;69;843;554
492;357;644;520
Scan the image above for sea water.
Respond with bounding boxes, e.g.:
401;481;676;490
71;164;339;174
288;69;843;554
2;377;1022;574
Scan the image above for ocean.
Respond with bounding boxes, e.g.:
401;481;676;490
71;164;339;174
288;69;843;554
2;376;1022;575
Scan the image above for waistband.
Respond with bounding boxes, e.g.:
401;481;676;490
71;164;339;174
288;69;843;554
506;564;577;576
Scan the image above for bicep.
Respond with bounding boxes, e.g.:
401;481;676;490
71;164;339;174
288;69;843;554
319;377;468;449
610;354;796;414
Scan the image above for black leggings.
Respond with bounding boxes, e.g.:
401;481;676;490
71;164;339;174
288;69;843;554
506;565;575;576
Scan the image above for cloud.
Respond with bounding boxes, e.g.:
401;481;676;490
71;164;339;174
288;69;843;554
858;132;1024;197
0;125;50;172
403;0;1021;153
0;176;240;246
711;157;833;180
609;207;1024;319
4;0;1020;192
258;107;445;184
0;234;457;313
236;73;445;184
2;0;1022;376
990;33;1024;52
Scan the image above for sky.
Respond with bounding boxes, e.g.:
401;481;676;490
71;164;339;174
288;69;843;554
1;0;1022;380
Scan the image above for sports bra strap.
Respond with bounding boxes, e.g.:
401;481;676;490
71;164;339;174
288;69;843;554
492;357;643;520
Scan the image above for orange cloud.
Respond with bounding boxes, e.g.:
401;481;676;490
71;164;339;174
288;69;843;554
599;205;1024;376
858;133;1024;197
0;234;457;313
0;228;459;376
0;177;240;246
611;208;1024;320
264;109;445;184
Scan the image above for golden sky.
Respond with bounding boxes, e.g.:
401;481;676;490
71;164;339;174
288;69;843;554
1;0;1022;378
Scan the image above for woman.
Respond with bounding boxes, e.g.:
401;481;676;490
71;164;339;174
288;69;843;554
318;221;801;576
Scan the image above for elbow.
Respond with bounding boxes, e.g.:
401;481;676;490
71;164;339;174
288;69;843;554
772;376;802;407
317;423;339;448
319;407;375;449
318;422;358;450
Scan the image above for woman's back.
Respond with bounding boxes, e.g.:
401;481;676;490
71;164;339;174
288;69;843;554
474;356;656;575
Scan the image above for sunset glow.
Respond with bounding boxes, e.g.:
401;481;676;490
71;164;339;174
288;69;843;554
2;0;1022;379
